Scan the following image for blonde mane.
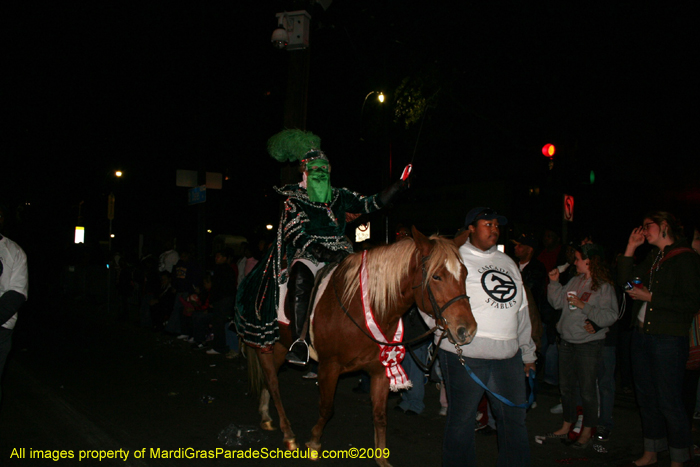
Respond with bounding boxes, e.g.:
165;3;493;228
338;236;463;320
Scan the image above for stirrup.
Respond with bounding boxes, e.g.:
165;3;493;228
285;338;309;366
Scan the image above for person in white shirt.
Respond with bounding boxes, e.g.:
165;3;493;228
0;205;29;404
158;240;179;273
431;207;536;467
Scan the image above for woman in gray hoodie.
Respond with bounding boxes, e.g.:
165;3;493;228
545;243;618;449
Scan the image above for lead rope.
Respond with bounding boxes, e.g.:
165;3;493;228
455;344;535;409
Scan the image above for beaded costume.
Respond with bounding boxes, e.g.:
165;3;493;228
235;183;384;349
235;129;393;351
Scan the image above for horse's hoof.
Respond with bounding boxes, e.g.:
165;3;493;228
305;442;320;461
260;420;276;431
284;438;298;451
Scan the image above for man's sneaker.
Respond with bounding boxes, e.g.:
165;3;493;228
550;403;563;414
302;371;318;379
439;407;448;416
176;334;189;340
594;426;611;442
206;349;221;355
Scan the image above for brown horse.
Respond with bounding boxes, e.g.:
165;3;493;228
245;227;476;466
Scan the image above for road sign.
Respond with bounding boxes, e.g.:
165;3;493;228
563;194;574;222
188;185;206;205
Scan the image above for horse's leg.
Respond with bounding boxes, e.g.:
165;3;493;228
257;349;298;450
369;372;393;467
306;361;341;458
258;388;274;431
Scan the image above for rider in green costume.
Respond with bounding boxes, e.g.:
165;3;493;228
235;129;408;365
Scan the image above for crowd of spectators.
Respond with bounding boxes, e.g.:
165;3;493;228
114;239;261;359
103;208;700;466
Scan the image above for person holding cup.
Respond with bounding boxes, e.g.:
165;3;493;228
617;211;700;467
544;243;619;449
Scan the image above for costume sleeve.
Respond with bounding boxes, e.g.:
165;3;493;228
582;283;619;328
339;188;384;214
517;293;537;364
547;281;566;310
282;198;314;250
650;254;700;317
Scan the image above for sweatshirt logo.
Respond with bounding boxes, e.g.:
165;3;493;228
481;270;516;303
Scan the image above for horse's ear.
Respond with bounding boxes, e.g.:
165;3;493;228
411;226;432;258
453;227;470;248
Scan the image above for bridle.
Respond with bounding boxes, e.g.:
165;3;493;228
412;254;470;341
332;253;471;373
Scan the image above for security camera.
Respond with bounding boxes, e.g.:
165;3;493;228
271;27;288;49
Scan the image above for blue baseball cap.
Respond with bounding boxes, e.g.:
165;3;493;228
464;207;508;227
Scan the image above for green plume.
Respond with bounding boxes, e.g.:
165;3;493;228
267;129;321;163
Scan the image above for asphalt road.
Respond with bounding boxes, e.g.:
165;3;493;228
0;293;692;466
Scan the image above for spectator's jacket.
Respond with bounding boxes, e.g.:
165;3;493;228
617;239;700;336
548;275;618;344
0;235;28;330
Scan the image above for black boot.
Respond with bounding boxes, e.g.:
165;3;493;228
285;262;314;365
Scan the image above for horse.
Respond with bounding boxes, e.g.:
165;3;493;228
243;226;476;467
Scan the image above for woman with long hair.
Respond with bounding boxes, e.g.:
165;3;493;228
618;211;700;467
545;243;619;449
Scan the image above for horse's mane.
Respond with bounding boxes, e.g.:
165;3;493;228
338;236;463;320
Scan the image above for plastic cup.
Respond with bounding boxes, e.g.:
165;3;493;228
567;291;578;310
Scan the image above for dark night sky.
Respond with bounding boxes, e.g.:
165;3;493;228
2;1;697;259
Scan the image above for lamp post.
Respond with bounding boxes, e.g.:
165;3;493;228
273;10;313;186
360;90;391;243
360;91;385;141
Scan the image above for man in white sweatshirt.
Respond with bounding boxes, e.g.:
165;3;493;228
0;204;28;405
438;207;536;467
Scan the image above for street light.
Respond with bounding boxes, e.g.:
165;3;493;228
360;91;386;141
361;91;385;117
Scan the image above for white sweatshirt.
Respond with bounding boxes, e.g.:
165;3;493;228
422;239;536;363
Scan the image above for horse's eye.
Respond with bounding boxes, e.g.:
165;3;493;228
432;274;441;281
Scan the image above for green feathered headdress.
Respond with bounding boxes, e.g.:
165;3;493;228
267;129;321;163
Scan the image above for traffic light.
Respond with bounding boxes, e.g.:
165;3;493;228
542;144;555;158
542;144;555;170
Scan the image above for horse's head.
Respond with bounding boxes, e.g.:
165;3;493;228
411;226;477;346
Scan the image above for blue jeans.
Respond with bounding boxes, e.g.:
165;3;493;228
225;321;239;352
541;324;559;385
398;341;429;414
598;345;616;429
440;349;530;467
632;329;692;463
165;292;188;334
0;327;12;404
558;339;603;427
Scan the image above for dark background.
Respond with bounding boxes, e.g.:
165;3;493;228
2;1;697;265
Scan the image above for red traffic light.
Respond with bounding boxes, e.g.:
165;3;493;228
542;144;555;158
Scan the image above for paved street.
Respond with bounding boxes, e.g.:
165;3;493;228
0;292;691;466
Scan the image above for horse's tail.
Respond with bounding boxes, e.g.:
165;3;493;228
243;344;266;398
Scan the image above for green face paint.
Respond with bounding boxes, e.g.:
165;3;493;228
306;164;331;203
